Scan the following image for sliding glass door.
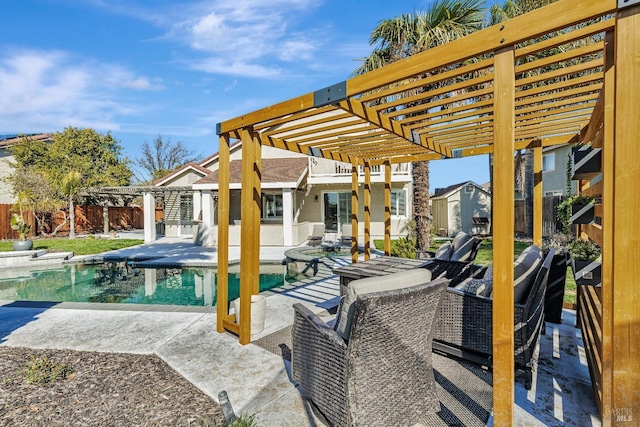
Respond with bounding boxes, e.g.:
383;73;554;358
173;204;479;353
323;192;351;233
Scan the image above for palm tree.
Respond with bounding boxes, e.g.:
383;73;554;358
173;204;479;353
487;0;558;236
353;0;485;251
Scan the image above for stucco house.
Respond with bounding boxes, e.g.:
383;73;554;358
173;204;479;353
0;134;53;204
154;141;413;246
431;181;491;237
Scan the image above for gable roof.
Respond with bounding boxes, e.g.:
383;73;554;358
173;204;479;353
154;162;210;186
433;181;489;199
198;140;242;169
194;157;308;189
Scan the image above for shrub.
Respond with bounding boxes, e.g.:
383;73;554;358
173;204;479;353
568;239;601;262
23;356;72;385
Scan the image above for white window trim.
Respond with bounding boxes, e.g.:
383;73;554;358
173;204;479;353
391;189;408;218
542;153;555;172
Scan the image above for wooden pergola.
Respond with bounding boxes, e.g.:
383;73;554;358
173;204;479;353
214;0;639;424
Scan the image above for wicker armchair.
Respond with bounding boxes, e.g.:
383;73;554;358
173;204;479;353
292;275;449;427
432;248;555;389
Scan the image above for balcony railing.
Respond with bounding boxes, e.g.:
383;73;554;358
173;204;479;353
308;157;410;179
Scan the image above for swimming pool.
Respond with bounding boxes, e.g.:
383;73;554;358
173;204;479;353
0;262;286;307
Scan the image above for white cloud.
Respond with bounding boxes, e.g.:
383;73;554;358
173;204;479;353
164;0;323;77
0;48;163;133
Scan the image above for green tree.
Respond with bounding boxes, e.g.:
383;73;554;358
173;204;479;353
133;135;200;183
9;128;132;237
353;0;485;251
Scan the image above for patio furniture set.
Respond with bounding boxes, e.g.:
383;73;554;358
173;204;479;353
291;232;555;425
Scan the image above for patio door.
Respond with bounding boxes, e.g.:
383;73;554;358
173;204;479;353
323;192;351;233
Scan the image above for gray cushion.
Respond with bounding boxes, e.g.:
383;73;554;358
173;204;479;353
455;277;493;297
450;232;476;262
335;268;433;340
434;241;453;260
513;245;543;303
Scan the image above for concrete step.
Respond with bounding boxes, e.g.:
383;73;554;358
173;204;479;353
31;251;74;261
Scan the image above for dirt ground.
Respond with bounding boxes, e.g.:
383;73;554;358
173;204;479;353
0;346;226;426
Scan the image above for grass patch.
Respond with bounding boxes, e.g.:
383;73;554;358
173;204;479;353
23;356;73;385
0;238;143;255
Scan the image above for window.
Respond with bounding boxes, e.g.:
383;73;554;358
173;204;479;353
391;190;407;216
262;193;283;219
542;153;555;172
465;184;474;194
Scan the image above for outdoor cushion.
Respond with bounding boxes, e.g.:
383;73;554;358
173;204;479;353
335;268;433;340
513;245;544;303
455;277;493;297
450;232;476;262
434;241;453;260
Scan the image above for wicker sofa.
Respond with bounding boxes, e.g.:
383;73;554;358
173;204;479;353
432;246;555;389
292;269;449;427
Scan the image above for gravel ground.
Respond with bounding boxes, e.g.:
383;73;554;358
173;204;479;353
0;346;226;427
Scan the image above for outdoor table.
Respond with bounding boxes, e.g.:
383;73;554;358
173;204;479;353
333;256;431;295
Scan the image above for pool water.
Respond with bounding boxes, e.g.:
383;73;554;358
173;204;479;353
0;262;286;307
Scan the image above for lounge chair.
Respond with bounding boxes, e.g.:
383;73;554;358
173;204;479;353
308;224;325;246
292;269;449;426
416;231;481;263
432;245;554;389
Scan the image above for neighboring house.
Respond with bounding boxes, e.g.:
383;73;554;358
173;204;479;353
0;134;53;204
514;144;577;199
431;181;491;237
154;141;413;246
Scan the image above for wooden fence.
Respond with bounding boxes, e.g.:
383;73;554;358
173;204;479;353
0;204;160;239
515;195;564;237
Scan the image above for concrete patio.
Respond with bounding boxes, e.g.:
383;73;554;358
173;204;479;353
0;237;600;426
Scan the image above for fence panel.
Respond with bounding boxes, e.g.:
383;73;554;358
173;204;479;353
0;204;147;239
514;196;565;237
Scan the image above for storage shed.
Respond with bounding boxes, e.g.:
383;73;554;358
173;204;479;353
431;181;491;237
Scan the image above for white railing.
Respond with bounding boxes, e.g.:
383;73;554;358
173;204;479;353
308;157;410;178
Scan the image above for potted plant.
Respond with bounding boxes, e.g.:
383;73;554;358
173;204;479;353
568;194;595;224
10;213;33;251
542;233;571;323
568;238;601;286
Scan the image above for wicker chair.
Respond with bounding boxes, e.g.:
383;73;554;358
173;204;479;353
292;274;450;427
416;231;482;263
432;248;555;389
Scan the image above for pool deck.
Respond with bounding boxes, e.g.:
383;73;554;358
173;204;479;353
0;236;601;426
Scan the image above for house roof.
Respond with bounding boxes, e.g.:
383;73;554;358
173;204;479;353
433;181;488;198
198;140;241;169
153;162;210;187
0;133;53;148
194;157;308;187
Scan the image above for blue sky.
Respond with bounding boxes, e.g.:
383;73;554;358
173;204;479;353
2;0;490;188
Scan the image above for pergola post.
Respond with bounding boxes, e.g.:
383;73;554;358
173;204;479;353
610;4;640;420
143;192;156;243
384;160;392;256
351;161;359;263
363;162;371;261
102;202;109;235
216;134;231;334
533;142;543;246
238;126;261;344
492;45;516;425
